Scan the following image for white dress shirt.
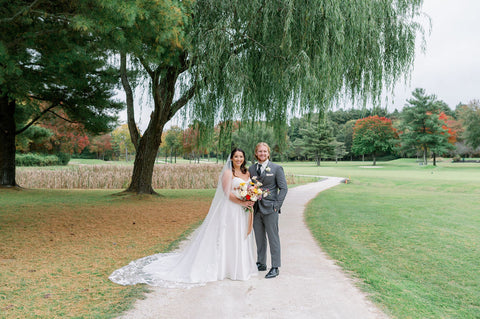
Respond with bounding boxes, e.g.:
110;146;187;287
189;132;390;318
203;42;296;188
258;159;269;174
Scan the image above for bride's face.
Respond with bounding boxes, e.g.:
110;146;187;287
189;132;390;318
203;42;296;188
231;151;245;169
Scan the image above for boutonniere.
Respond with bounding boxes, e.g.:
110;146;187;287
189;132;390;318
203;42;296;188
265;167;271;173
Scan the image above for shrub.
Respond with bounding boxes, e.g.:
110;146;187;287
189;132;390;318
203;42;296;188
16;153;60;166
15;153;71;166
56;152;71;165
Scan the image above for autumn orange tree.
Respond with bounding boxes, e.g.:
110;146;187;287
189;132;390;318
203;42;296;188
15;109;91;165
182;123;209;163
88;134;113;160
352;115;398;165
34;111;90;157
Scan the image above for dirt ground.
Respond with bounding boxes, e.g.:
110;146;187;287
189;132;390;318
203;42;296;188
0;191;212;317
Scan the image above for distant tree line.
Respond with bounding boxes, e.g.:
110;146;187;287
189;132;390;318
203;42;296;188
19;88;478;168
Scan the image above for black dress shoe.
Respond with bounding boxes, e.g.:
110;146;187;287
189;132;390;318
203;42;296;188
256;262;267;271
265;267;279;278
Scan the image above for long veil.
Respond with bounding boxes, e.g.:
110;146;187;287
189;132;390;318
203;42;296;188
210;157;233;211
109;158;236;288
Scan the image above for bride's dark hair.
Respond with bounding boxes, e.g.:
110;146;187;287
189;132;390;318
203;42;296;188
230;148;247;175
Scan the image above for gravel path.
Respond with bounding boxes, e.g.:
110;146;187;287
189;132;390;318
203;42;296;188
117;177;389;319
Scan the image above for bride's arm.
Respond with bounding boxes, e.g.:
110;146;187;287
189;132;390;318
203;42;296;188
229;192;253;207
222;170;253;207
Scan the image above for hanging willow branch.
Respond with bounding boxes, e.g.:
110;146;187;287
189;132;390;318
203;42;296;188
185;0;425;133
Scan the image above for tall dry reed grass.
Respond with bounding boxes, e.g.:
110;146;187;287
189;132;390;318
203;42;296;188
17;164;221;189
17;164;301;189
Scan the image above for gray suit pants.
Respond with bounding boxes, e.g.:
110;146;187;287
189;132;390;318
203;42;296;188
253;211;281;268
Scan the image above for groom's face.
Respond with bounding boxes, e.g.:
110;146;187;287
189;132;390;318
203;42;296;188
255;145;269;163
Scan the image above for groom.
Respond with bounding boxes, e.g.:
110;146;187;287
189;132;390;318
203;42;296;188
249;142;288;279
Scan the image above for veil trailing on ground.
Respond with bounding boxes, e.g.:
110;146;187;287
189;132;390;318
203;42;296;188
108;157;257;288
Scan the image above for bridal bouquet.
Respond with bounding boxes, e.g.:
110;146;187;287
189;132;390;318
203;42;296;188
234;180;270;236
234;180;270;204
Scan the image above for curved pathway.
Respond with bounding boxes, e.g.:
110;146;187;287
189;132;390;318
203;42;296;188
118;177;388;319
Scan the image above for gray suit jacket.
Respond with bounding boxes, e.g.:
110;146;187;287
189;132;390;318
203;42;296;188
249;161;288;215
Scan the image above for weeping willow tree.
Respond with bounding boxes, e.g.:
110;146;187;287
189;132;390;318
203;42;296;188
93;0;425;194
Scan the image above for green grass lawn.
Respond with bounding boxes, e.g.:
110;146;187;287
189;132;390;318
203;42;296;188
296;159;480;318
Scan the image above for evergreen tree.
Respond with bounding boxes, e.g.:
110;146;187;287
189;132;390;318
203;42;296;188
299;119;335;166
332;140;347;163
397;88;452;166
1;1;122;187
341;120;357;160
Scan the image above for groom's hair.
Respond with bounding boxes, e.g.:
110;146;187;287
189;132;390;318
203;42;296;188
254;142;271;160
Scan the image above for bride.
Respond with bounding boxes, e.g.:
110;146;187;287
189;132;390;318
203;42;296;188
109;148;258;287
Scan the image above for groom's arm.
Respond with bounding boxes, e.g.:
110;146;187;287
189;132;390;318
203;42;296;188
274;165;288;212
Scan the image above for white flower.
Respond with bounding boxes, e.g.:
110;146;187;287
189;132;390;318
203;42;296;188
265;167;271;172
240;190;247;197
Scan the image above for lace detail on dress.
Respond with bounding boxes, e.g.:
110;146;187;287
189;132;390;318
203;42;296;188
109;253;205;289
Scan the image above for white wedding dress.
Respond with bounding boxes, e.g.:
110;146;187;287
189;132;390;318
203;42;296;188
109;170;257;288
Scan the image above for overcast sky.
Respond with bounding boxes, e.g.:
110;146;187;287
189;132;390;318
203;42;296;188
385;0;480;111
120;0;480;129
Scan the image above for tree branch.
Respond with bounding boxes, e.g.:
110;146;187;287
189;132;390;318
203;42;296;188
138;56;154;78
178;51;191;73
47;109;79;124
165;52;195;121
120;52;140;150
15;102;58;135
169;84;196;121
0;0;42;23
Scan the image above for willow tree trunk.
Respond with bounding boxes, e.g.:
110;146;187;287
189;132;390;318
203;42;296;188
121;53;193;195
125;125;164;194
0;95;18;187
123;75;171;194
